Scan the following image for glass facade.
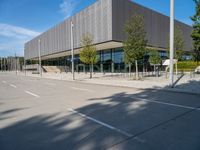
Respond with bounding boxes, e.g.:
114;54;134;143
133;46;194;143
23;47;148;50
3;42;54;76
41;48;168;73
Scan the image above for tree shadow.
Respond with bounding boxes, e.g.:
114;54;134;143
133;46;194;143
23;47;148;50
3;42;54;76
0;108;28;121
174;79;200;93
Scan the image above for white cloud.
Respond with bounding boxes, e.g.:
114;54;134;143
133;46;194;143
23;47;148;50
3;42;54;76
59;0;82;18
0;23;40;56
0;23;40;39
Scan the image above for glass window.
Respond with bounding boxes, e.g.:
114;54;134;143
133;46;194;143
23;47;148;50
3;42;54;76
102;49;112;62
113;49;124;64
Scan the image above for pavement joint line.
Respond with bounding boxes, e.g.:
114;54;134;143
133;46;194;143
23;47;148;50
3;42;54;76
25;90;40;98
9;84;17;88
71;87;94;93
132;96;199;110
67;108;133;137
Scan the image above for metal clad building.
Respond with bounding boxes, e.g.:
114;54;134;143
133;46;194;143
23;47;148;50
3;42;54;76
24;0;192;60
112;0;192;51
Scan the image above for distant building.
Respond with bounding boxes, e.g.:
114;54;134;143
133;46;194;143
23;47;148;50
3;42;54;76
24;0;192;72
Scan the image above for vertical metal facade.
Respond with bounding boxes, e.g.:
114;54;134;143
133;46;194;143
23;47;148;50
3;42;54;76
24;0;193;60
25;0;112;60
112;0;193;51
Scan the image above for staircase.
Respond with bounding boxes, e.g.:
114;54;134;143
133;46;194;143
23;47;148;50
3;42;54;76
43;66;61;73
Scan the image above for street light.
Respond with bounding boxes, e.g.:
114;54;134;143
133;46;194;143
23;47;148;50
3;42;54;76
38;39;42;77
0;57;2;71
71;21;75;80
24;58;26;76
169;0;174;87
15;53;17;75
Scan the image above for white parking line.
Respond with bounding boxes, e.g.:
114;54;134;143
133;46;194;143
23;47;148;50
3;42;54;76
9;84;17;88
2;81;7;84
71;87;94;93
25;91;40;98
132;96;199;110
68;108;133;137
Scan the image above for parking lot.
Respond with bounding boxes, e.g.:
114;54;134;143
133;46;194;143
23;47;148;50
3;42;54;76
0;73;200;150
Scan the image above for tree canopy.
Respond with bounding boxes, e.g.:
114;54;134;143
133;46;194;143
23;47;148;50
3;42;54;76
167;26;184;60
80;34;98;65
149;50;162;65
174;26;184;60
191;0;200;64
79;34;97;78
123;14;147;65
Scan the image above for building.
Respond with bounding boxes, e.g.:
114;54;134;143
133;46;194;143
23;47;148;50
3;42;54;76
24;0;193;73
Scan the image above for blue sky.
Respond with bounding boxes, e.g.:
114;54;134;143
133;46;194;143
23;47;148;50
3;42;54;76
0;0;195;57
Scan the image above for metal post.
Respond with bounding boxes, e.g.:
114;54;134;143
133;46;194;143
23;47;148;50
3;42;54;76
71;21;75;80
3;57;4;71
0;57;2;71
24;58;26;76
15;53;17;75
169;0;174;87
38;39;42;77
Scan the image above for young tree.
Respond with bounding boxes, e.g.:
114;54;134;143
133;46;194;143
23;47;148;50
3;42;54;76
167;26;185;60
191;0;200;64
80;34;98;79
149;50;162;76
123;14;147;80
174;26;185;60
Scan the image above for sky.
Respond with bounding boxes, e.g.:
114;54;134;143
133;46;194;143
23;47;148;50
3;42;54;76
0;0;196;57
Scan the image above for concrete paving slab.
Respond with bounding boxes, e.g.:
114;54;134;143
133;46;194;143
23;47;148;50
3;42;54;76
75;99;189;135
109;110;200;150
0;112;126;150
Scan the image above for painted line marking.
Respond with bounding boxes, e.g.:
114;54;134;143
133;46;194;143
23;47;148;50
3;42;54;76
9;84;17;88
2;81;7;84
68;108;133;137
71;87;94;93
132;96;199;110
25;91;40;98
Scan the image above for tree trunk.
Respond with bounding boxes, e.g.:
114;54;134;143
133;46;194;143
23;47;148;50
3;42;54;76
90;64;92;79
135;60;139;80
154;65;156;76
129;63;131;78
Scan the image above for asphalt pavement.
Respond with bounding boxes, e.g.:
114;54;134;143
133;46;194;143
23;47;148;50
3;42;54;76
0;73;200;150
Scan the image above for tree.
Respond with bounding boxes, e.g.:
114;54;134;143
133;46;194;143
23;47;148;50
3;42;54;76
123;14;147;80
167;26;185;60
149;50;162;76
80;34;98;78
191;0;200;64
174;26;185;60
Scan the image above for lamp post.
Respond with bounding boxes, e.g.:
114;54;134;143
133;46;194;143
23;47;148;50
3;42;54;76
24;58;26;76
15;53;17;75
38;39;42;77
71;21;75;80
169;0;174;87
1;57;3;71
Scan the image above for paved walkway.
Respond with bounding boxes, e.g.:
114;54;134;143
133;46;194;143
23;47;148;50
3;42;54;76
4;71;200;95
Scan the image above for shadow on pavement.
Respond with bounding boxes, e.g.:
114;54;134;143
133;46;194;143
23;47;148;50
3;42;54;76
0;108;28;121
0;80;200;150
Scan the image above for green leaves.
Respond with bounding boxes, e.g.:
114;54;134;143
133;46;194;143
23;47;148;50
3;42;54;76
123;15;147;65
80;34;98;65
166;26;184;60
191;0;200;63
149;50;161;65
